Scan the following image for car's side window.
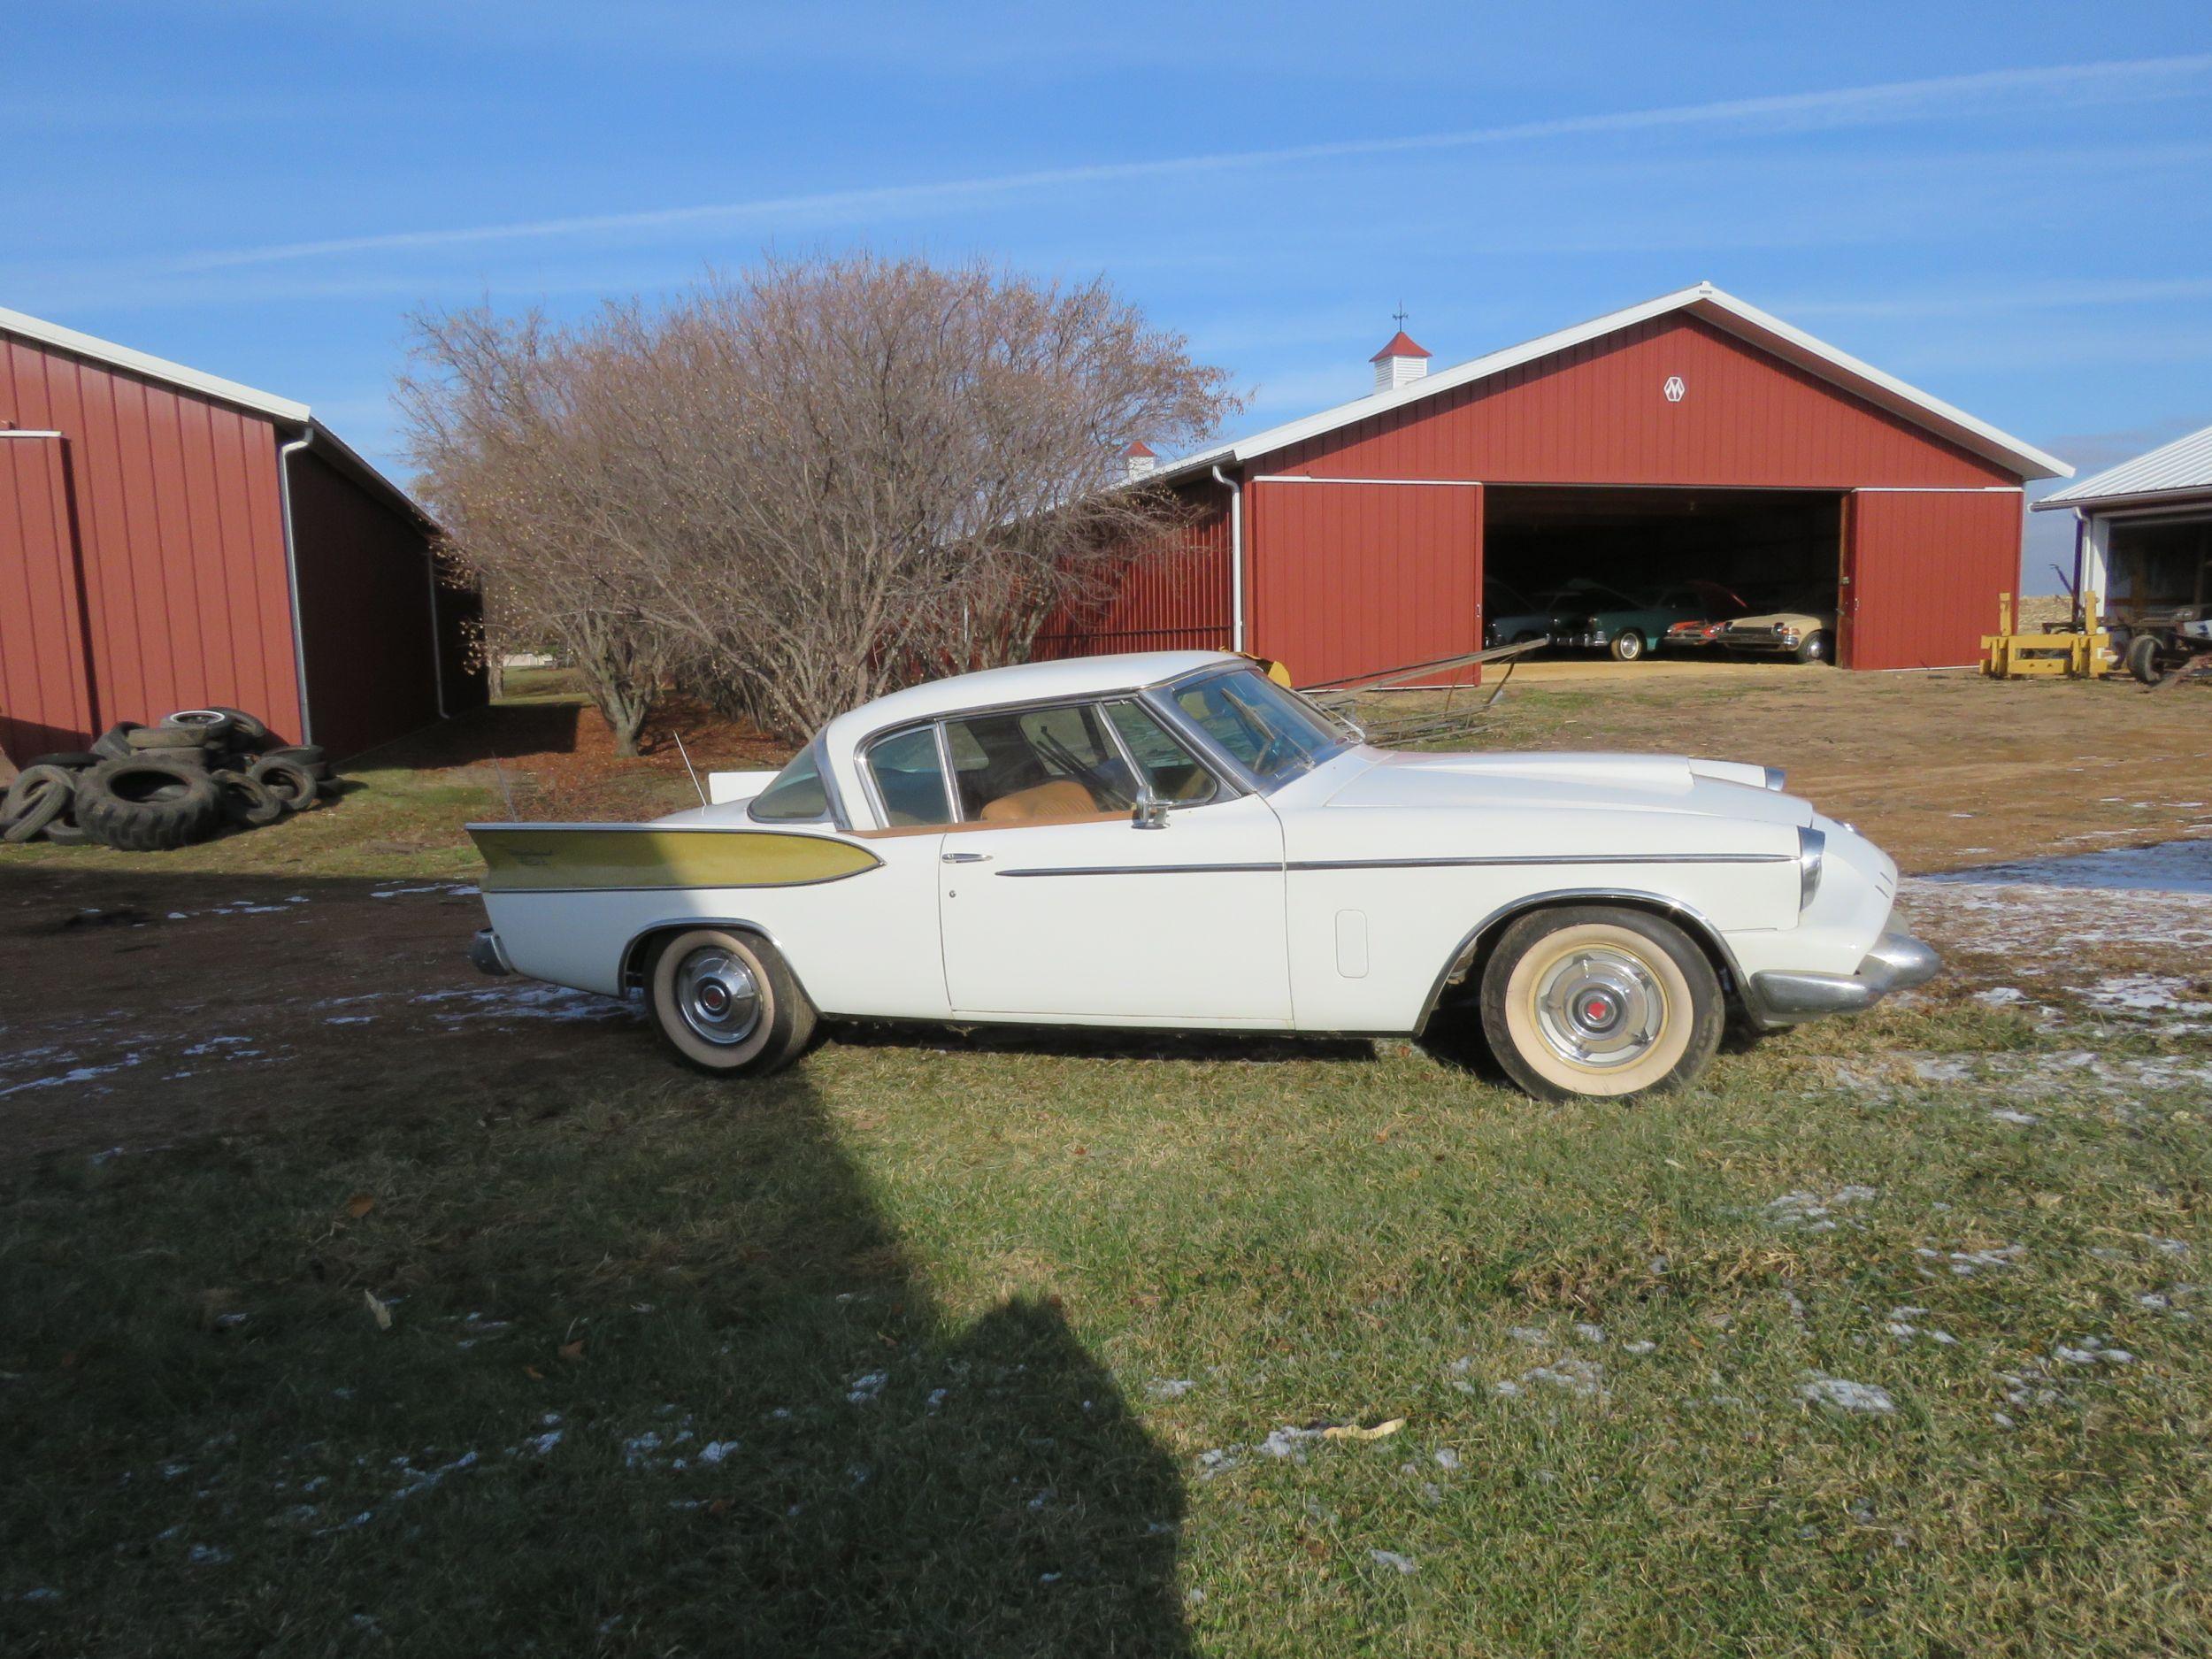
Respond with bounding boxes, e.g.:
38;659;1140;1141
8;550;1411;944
1103;700;1217;806
862;725;954;827
941;703;1136;823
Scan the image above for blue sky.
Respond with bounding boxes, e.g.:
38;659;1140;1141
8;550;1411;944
8;1;2211;578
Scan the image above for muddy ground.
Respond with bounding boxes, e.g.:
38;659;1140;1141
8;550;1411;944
4;667;2206;1162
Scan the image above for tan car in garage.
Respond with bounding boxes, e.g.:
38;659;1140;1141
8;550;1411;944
1720;603;1837;664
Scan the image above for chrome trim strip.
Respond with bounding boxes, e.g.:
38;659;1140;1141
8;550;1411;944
1290;852;1793;872
996;862;1280;878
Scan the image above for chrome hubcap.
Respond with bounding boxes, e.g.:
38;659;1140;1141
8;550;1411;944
1532;948;1665;1069
674;948;762;1046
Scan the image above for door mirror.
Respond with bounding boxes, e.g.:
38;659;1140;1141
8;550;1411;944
1132;789;1169;830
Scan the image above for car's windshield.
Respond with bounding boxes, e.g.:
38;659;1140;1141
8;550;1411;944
1168;667;1352;788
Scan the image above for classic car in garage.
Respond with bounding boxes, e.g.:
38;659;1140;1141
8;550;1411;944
466;653;1934;1100
1559;580;1755;662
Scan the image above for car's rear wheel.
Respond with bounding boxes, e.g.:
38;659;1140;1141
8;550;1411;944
1479;906;1724;1100
646;926;818;1077
1609;631;1646;662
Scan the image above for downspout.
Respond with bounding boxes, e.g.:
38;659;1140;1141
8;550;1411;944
1211;464;1245;653
276;426;316;745
424;546;449;719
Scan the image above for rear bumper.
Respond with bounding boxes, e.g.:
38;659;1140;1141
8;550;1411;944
1748;931;1939;1025
469;926;515;977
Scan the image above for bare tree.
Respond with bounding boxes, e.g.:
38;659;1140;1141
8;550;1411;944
399;257;1238;745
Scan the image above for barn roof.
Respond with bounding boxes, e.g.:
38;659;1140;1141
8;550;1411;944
1161;282;2072;485
0;301;432;526
2034;420;2212;512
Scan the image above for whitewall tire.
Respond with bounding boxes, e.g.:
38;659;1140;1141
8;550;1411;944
1479;907;1723;1101
646;927;818;1077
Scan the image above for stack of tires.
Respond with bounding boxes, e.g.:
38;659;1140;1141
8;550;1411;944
0;709;333;851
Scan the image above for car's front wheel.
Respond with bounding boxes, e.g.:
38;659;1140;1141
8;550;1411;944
646;927;818;1076
1793;630;1834;664
1609;631;1646;662
1479;906;1724;1100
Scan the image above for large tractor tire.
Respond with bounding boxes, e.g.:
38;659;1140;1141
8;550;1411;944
2;765;79;844
75;757;224;852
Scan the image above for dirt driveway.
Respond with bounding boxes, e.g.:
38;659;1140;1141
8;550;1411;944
0;871;650;1162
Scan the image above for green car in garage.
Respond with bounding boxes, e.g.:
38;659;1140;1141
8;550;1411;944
1560;580;1755;662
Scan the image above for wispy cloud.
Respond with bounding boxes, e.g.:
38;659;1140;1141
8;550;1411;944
1780;276;2212;319
171;54;2212;272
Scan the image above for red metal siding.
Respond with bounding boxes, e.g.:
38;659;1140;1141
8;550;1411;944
1035;482;1233;658
1842;489;2020;670
0;436;96;759
1269;316;2012;489
1247;480;1483;687
0;331;302;750
289;450;480;759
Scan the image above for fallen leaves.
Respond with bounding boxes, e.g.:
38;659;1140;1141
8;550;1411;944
558;1340;586;1363
345;1194;377;1219
364;1290;393;1331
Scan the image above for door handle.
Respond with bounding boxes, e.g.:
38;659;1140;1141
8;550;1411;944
941;850;990;864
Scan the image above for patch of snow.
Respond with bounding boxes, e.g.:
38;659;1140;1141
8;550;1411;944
1799;1376;1896;1415
846;1371;887;1406
1148;1378;1196;1400
1370;1549;1418;1575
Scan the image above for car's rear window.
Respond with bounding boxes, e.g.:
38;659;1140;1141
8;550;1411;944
749;742;831;822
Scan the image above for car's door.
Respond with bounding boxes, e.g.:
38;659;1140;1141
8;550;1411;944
932;698;1292;1025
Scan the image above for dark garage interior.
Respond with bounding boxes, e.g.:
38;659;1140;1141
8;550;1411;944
1483;486;1842;645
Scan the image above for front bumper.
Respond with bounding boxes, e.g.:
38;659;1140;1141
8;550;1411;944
469;926;515;977
1748;931;1939;1024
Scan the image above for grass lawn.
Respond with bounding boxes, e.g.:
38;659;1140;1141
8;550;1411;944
4;668;2208;1654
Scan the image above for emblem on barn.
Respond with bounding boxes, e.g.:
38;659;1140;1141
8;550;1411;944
1663;375;1686;403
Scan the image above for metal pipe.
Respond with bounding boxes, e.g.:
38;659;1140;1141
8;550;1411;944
424;548;449;719
1211;464;1244;653
276;426;316;744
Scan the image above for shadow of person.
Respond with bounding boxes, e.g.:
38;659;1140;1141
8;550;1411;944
0;872;1192;1654
559;1068;1195;1656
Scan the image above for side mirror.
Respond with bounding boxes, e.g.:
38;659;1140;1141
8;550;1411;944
1132;789;1169;830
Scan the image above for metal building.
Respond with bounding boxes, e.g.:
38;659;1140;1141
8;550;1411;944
1047;284;2071;682
2032;421;2212;623
0;303;482;763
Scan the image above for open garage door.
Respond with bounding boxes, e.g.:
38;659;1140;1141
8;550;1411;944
1482;487;1843;660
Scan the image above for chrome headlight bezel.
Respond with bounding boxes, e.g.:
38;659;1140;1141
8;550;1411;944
1797;826;1825;910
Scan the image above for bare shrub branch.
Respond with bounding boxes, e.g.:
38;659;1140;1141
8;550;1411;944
397;256;1239;746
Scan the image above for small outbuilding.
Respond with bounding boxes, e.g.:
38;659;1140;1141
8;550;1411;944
1050;283;2072;682
2032;421;2212;626
0;303;482;764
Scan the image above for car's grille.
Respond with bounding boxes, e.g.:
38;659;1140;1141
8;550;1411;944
1724;625;1790;642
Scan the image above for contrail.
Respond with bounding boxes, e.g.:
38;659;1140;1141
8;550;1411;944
174;54;2212;271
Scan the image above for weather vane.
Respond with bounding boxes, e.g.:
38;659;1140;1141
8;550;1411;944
1393;302;1409;331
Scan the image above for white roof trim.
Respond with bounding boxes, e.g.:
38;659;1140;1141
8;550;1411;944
0;300;434;526
0;301;311;423
1163;282;2071;485
2034;419;2212;510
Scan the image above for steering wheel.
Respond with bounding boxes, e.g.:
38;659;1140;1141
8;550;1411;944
1253;729;1299;777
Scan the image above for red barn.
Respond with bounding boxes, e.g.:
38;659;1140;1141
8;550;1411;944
0;303;483;764
1047;284;2071;682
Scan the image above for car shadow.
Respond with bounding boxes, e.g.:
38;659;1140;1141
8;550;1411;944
830;1018;1378;1067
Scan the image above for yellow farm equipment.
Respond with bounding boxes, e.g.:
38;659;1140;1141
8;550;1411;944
1981;591;2112;680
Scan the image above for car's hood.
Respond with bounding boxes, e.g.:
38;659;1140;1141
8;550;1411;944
1726;610;1831;630
1319;749;1816;826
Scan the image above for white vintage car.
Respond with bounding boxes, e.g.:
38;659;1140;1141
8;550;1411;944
466;651;1934;1099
